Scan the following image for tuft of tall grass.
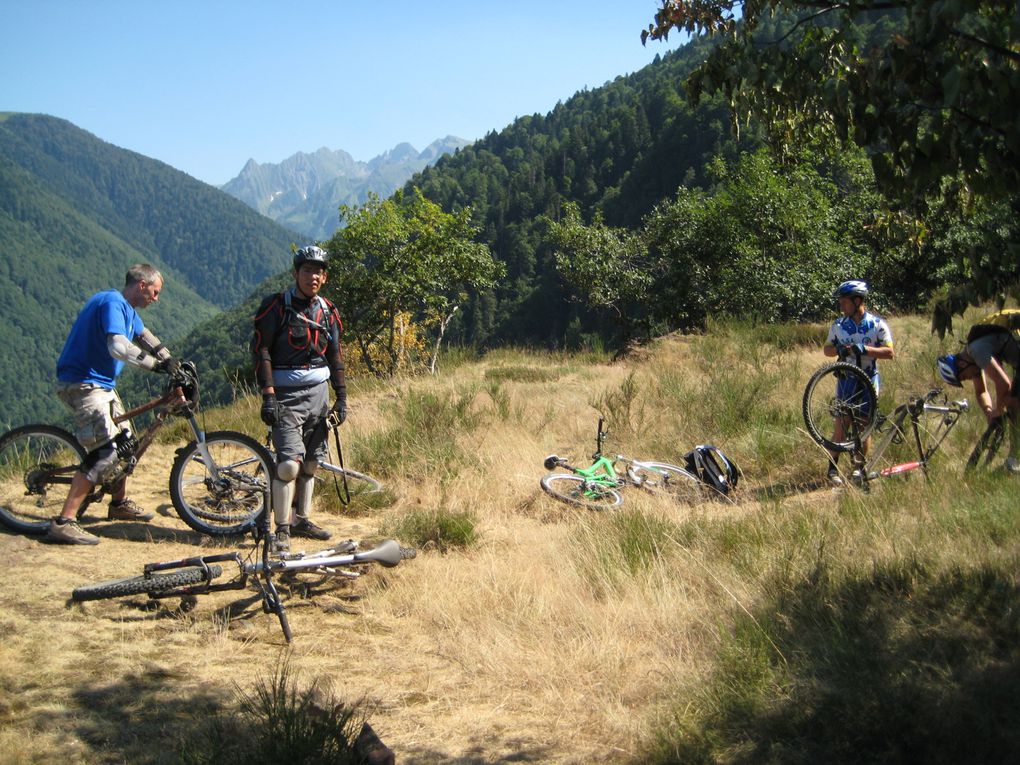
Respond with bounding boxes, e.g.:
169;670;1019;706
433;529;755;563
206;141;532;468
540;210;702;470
570;510;694;597
180;662;366;765
355;386;481;479
381;507;478;553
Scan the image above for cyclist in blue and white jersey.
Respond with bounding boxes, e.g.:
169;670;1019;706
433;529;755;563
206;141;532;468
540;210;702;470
823;280;895;485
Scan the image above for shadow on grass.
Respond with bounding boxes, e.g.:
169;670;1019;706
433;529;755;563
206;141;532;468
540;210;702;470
40;666;226;764
644;558;1020;764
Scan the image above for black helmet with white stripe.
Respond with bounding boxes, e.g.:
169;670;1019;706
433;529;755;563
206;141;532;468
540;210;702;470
294;245;329;269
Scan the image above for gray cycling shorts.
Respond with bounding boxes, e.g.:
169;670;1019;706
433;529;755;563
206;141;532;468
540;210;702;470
272;382;330;465
56;382;124;450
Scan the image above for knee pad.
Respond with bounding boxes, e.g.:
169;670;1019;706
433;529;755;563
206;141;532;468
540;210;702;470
276;459;301;481
300;458;318;477
81;443;118;484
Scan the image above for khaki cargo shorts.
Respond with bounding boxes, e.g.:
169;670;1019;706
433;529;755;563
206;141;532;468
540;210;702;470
55;382;125;450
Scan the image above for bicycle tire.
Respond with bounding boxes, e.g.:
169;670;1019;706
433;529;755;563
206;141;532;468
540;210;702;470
71;565;223;602
318;465;383;494
170;431;275;536
630;461;709;504
803;362;879;452
540;473;624;510
966;419;1006;472
0;425;87;535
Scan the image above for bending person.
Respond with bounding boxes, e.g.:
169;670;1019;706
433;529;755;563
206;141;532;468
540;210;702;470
937;308;1020;474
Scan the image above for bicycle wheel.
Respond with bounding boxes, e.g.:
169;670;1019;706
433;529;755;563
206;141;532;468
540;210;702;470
0;425;86;535
803;362;879;452
966;419;1006;472
630;461;709;504
170;431;275;536
540;473;623;510
317;464;383;494
71;565;223;602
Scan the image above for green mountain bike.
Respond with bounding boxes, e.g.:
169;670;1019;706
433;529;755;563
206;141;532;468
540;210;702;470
540;418;705;510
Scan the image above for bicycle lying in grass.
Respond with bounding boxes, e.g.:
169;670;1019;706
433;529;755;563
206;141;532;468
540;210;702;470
540;418;711;509
0;364;273;537
70;491;415;642
803;360;969;485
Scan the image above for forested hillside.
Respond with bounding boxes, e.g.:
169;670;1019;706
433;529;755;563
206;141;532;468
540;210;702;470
0;113;299;424
168;41;754;407
406;39;756;347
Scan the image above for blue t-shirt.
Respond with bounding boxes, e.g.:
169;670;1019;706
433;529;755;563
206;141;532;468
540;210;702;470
57;290;144;389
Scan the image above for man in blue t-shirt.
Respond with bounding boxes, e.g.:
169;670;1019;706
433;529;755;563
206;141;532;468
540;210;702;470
823;281;895;486
48;264;181;545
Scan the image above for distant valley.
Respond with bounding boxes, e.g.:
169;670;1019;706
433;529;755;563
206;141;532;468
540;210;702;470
221;137;469;240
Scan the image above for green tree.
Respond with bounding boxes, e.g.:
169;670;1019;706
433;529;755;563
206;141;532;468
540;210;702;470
643;1;1020;332
546;202;654;346
324;191;504;376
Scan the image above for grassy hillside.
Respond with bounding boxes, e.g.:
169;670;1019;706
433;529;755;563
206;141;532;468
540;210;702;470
1;311;1016;763
0;113;300;424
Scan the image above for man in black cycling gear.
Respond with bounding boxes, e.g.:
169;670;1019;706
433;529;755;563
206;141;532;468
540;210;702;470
252;246;347;550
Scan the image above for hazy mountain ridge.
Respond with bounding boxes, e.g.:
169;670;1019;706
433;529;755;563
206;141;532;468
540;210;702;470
221;136;470;239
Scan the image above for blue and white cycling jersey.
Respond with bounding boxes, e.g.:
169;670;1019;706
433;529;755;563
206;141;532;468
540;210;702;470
827;311;893;390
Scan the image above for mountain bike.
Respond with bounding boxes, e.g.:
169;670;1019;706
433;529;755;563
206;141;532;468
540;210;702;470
540;418;706;509
817;387;968;487
0;364;273;537
70;494;415;643
965;416;1008;472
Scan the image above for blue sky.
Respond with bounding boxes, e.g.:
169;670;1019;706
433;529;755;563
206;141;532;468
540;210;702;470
1;1;686;185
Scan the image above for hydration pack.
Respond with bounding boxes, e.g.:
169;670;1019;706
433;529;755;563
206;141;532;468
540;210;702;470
683;445;740;496
966;308;1020;344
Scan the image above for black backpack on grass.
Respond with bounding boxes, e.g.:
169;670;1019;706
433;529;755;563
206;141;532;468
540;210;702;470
684;445;740;496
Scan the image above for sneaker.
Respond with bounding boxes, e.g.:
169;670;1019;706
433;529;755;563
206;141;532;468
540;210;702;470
826;465;844;487
292;517;331;541
47;518;100;545
272;528;291;554
107;498;155;521
1005;456;1020;475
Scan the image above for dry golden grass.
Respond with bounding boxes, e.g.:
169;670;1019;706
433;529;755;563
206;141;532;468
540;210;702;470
1;312;1013;763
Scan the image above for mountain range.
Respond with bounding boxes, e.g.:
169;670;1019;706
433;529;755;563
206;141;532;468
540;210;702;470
0;112;299;424
221;137;470;240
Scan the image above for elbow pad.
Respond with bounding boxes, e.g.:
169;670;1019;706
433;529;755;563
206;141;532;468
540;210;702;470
108;334;157;371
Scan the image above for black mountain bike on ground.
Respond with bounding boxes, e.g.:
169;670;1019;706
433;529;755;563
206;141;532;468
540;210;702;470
0;365;273;537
